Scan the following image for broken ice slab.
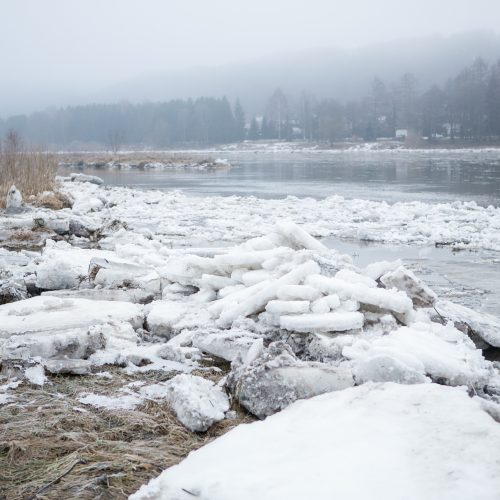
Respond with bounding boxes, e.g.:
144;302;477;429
0;296;144;338
227;342;353;418
42;288;155;304
434;299;500;348
280;311;364;334
163;374;230;432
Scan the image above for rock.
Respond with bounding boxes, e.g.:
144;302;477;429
227;341;353;418
380;266;436;307
434;300;500;348
163;374;230;432
5;185;22;212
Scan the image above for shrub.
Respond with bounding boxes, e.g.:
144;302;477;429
0;131;58;207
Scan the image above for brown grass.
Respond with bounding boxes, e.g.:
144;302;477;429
0;367;254;499
30;190;73;210
59;151;214;166
0;131;58;208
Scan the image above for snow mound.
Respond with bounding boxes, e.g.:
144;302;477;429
131;383;500;500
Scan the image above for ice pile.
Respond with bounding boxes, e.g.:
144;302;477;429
1;220;499;436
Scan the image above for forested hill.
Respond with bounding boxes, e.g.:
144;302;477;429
2;58;500;149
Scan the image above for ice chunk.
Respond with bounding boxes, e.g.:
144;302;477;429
434;300;500;348
310;294;340;313
344;321;491;387
335;268;377;288
131;384;500;500
274;221;328;252
227;342;353;418
1;327;105;360
380;266;436;307
280;311;364;334
306;274;413;315
277;284;322;301
5;185;22;211
265;300;310;315
69;173;104;185
363;259;403;280
163;374;230;432
25;364;47;386
0;296;144;338
241;269;272;286
192;328;261;362
44;359;92;375
146;301;187;338
218;261;320;327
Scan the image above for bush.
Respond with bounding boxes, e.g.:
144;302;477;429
0;131;58;207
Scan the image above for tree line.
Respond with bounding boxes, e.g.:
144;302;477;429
1;58;500;148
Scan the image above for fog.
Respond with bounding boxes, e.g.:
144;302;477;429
1;0;500;116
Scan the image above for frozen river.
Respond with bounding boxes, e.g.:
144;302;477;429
62;149;500;315
65;148;500;206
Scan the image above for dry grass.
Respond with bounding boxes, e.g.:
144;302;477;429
30;190;73;210
59;152;214;166
0;367;254;499
0;132;58;208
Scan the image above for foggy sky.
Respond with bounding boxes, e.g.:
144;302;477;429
1;0;500;116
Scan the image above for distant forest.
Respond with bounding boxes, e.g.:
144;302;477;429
1;58;500;148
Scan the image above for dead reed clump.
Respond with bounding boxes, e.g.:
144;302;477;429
0;131;58;208
0;368;254;499
31;190;73;210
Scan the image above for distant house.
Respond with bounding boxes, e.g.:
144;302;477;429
395;129;408;139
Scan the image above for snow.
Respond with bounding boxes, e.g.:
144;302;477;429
5;185;22;211
344;321;491;387
131;383;500;500
162;374;230;432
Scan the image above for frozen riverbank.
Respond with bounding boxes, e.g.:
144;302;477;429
1;178;500;498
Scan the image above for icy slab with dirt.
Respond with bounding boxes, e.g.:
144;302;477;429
131;383;500;500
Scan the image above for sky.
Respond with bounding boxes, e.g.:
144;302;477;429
1;0;500;115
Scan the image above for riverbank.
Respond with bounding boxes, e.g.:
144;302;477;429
1;178;500;498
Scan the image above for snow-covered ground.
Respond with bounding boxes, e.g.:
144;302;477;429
1;176;500;499
131;383;500;500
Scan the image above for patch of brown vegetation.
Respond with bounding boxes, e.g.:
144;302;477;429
0;367;254;499
0;131;58;208
59;151;214;166
30;190;73;210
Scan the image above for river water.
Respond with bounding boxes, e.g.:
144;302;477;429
68;148;500;205
64;149;500;315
